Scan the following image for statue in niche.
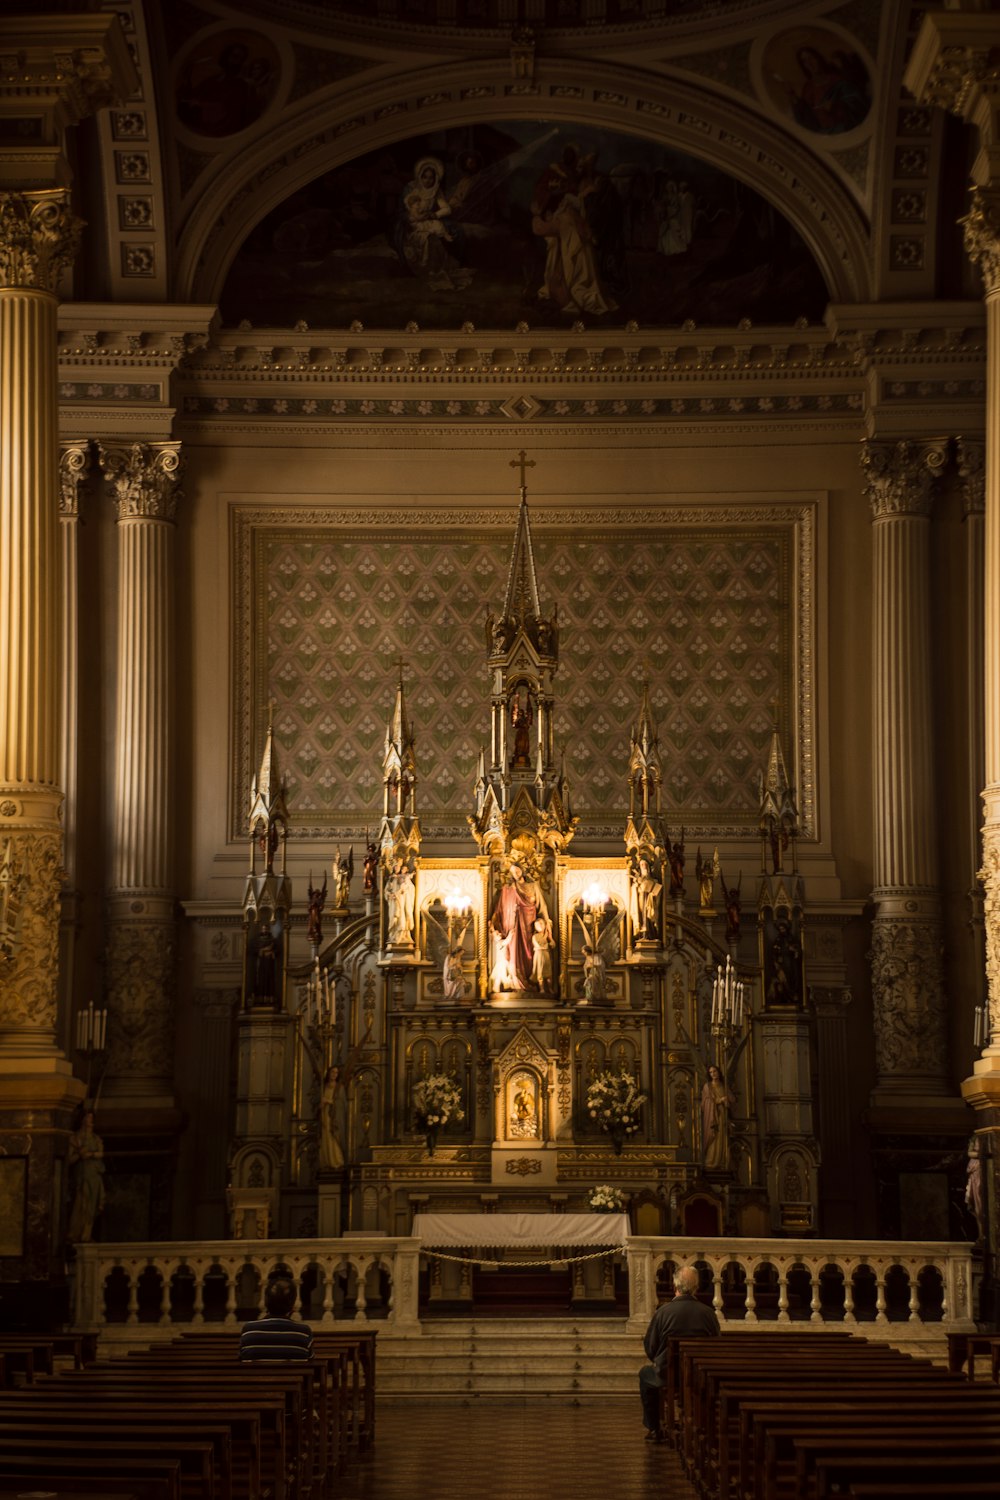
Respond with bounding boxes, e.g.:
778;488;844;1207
363;838;378;894
332;846;353;907
443;947;468;1002
509;1074;538;1139
510;687;533;767
491;860;552;990
666;829;686;897
582;944;607;1003
764;908;802;1008
700;1065;735;1172
530;918;554;993
307;872;327;949
385;857;415;944
629;856;662;941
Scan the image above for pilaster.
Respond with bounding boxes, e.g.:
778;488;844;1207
98;441;183;1111
863;439;953;1107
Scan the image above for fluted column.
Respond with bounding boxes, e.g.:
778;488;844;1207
862;438;950;1102
0;192;82;1071
99;442;183;1107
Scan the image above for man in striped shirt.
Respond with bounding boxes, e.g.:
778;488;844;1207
239;1276;313;1361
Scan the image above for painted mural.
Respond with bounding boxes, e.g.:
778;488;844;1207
219;121;829;330
759;27;872;137
175;29;280;138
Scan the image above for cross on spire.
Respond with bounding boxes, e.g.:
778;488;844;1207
510;449;535;494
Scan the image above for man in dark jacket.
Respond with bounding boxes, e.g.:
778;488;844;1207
639;1263;720;1440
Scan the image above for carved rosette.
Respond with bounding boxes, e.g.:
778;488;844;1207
104;917;176;1083
962;188;1000;297
99;442;183;522
0;822;63;1033
0;190;83;292
860;439;947;520
870;914;948;1081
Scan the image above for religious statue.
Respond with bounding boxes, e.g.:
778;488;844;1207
307;872;327;949
510;1077;538;1138
443;947;468;1002
696;848;719;912
667;828;686;898
966;1136;984;1239
67;1108;105;1244
766;910;802;1008
629;856;662;941
490;927;522;992
385;857;415;945
319;1065;346;1171
582;944;607;1003
491;860;552;990
363;839;378;894
510;688;533;767
253;921;277;1002
531;918;554;993
332;845;353;908
722;871;742;944
700;1065;735;1172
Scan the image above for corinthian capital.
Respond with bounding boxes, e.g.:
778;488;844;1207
963;188;1000;296
59;441;91;518
0;190;82;292
860;438;949;520
99;442;183;522
957;438;986;518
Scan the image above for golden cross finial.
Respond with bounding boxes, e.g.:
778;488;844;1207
510;449;535;491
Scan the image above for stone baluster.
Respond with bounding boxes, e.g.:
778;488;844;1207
809;1263;821;1323
842;1262;856;1323
224;1266;238;1326
776;1264;789;1323
159;1261;174;1325
711;1264;723;1318
874;1263;887;1324
126;1261;140;1325
862;439;952;1106
191;1262;205;1325
354;1255;370;1321
907;1263;920;1322
743;1263;757;1322
98;442;183;1111
322;1267;336;1324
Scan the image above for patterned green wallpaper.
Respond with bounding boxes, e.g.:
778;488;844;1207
233;507;809;842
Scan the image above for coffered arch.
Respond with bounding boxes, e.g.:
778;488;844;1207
172;54;873;313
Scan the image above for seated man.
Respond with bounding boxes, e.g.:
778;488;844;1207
639;1263;719;1441
239;1275;313;1361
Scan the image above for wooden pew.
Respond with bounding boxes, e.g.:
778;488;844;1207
813;1446;1000;1499
0;1452;183;1500
0;1436;215;1500
946;1329;1000;1380
0;1419;233;1500
761;1419;1000;1500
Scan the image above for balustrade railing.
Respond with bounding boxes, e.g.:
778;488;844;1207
73;1234;974;1344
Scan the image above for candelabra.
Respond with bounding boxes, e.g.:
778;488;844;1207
443;889;473;950
578;882;611;950
710;954;748;1068
75;1001;108;1100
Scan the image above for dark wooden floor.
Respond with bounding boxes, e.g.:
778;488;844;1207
336;1397;698;1499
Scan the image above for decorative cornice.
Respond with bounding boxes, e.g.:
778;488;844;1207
99;441;183;522
0;190;82;292
860;438;948;520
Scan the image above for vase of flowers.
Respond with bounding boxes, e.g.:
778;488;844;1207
588;1184;626;1214
586;1069;646;1155
412;1072;464;1156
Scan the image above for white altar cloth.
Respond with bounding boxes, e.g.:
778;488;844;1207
412;1212;629;1247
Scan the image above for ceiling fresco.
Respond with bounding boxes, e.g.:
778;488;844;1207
219;119;830;331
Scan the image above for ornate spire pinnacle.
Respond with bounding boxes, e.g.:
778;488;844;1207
382;663;417;818
758;701;799;874
248;698;289;875
501;451;542;627
628;680;662;820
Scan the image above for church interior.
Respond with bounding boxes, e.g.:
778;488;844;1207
7;0;1000;1485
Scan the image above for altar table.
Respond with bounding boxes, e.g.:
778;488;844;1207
411;1212;629;1247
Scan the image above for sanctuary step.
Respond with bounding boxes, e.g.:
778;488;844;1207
377;1317;640;1397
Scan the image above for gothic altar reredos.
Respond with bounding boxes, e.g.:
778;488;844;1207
229;464;817;1251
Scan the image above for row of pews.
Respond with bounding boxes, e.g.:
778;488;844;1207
0;1327;375;1500
662;1328;1000;1499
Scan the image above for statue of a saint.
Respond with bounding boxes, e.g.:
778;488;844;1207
307;872;327;949
582;944;607;1003
510;689;532;767
332;846;353;908
629;857;662;941
696;848;718;912
253;923;277;1001
443;947;467;1002
385;857;415;945
319;1065;346;1170
491;861;551;989
510;1078;538;1138
67;1109;105;1244
363;839;378;894
530;918;554;993
966;1136;984;1238
722;871;742;943
700;1065;735;1172
667;829;686;897
490;928;522;992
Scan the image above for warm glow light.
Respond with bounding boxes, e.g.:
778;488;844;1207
444;888;472;914
581;882;609;911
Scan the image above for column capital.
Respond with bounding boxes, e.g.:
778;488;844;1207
58;440;91;519
0;189;82;292
99;441;183;522
860;437;948;519
963;187;1000;296
957;436;986;518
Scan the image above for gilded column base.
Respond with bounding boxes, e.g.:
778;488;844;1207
869;891;954;1106
0;785;70;1070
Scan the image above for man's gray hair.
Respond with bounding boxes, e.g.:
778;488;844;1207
675;1265;700;1295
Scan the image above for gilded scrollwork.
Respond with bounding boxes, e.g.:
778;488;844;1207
0;828;63;1029
0;190;83;292
105;919;176;1078
870;916;947;1077
99;442;184;522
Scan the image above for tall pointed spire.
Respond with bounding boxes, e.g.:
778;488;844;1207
382;661;417;820
758;702;799;874
248;698;289;876
501;450;541;625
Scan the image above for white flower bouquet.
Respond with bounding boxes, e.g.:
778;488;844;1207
588;1184;626;1213
586;1070;647;1137
412;1072;465;1131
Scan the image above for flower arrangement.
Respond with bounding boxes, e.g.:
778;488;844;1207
586;1070;647;1148
588;1184;626;1214
412;1073;465;1131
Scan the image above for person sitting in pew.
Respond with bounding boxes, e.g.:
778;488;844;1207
639;1263;719;1443
239;1276;313;1361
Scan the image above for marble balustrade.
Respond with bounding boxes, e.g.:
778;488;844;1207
73;1234;974;1343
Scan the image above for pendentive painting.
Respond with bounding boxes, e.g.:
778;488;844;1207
219;120;829;331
